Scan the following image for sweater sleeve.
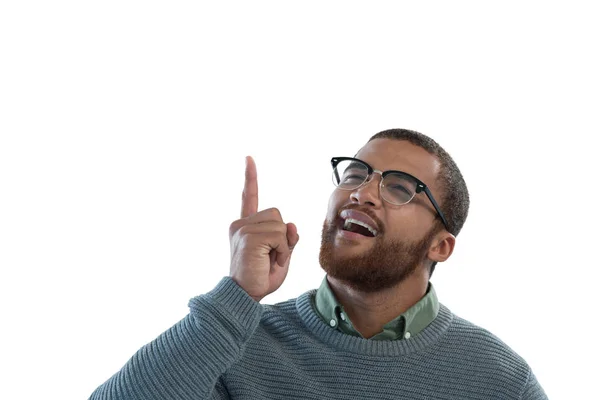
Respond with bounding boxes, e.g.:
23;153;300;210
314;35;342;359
520;368;548;400
89;277;262;400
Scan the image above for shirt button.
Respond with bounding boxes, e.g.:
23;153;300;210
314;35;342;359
404;331;411;339
340;313;346;321
330;319;337;327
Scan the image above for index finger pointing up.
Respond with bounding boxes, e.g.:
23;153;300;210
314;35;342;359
241;156;259;218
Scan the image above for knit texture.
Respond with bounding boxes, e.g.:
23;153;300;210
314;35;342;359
89;277;547;399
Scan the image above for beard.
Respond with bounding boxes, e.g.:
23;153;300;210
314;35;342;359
319;212;440;293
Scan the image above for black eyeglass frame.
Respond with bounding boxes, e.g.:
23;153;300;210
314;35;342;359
331;157;450;232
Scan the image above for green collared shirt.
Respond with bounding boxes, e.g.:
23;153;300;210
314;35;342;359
313;276;440;340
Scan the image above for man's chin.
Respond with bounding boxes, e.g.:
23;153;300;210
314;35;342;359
331;240;375;259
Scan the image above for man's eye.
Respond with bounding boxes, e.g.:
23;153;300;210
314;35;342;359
342;174;365;182
388;184;411;195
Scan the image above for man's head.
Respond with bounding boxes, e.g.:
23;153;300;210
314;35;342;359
319;129;470;292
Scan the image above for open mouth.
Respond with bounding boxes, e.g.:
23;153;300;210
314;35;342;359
341;217;378;238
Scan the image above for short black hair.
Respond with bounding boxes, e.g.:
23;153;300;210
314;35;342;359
368;129;470;277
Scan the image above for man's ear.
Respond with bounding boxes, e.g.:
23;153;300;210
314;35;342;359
428;232;456;263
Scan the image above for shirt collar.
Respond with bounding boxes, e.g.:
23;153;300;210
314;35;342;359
314;275;439;340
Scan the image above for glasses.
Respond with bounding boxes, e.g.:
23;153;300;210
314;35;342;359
331;157;449;231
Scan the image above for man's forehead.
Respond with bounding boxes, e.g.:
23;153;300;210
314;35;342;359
355;139;440;185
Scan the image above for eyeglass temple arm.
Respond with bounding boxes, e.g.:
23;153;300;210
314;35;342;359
423;187;450;232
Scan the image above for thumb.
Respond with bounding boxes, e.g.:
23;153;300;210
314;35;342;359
286;222;300;250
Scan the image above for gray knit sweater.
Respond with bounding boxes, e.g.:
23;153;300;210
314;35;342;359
89;277;547;399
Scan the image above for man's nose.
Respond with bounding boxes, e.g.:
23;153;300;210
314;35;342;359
350;173;383;207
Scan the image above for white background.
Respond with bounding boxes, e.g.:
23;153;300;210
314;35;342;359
1;1;598;399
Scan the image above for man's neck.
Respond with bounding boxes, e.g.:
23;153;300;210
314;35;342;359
326;271;429;339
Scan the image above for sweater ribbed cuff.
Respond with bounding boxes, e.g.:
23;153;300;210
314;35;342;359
188;277;263;341
208;277;262;323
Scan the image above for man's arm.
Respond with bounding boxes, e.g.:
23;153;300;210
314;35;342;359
90;156;299;399
89;277;262;400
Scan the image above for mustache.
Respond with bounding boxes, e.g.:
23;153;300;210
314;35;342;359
336;204;385;234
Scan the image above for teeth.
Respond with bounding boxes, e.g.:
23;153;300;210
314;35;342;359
343;218;378;236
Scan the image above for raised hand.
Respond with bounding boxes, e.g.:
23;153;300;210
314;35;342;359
229;156;300;302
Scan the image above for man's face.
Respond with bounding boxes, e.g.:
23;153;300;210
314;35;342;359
319;138;444;292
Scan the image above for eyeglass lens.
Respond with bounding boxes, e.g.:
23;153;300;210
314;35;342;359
332;160;417;205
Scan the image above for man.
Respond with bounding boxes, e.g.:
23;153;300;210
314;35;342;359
90;129;547;399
